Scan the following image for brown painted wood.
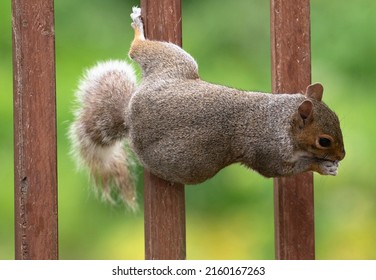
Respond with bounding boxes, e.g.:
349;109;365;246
12;0;58;259
141;0;182;45
144;173;186;260
141;0;186;260
270;0;315;259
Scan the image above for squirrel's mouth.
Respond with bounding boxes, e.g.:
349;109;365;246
312;151;342;163
314;157;336;163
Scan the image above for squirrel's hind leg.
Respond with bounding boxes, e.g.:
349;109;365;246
131;7;145;41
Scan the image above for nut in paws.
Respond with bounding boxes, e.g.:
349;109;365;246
320;160;339;176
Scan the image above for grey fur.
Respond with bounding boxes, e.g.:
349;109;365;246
69;9;345;208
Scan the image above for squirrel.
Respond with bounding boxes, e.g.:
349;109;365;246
69;7;345;210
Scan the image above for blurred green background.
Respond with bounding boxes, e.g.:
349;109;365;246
1;0;375;259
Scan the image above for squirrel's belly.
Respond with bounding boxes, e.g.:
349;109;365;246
129;125;232;185
131;138;227;185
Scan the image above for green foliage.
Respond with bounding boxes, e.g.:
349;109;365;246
1;0;375;259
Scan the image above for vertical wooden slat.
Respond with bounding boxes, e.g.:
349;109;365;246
144;173;186;260
270;0;315;259
12;0;58;259
141;0;186;260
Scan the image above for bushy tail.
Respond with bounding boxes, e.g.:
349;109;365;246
69;60;138;210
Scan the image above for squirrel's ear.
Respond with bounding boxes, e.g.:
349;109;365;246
306;83;323;101
298;100;313;121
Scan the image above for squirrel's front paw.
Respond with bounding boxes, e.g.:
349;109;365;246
319;160;339;176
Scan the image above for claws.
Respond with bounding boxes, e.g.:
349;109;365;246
130;6;145;40
130;6;141;22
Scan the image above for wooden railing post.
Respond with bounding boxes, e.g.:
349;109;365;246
141;0;186;260
271;0;315;259
12;0;58;259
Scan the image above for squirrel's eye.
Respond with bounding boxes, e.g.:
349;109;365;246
318;137;331;148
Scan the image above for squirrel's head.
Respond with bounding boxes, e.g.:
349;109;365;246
291;83;345;164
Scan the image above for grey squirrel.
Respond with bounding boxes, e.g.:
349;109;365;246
69;7;345;210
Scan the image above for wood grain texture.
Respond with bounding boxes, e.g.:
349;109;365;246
141;0;186;260
270;0;315;260
141;0;182;45
144;173;186;260
12;0;58;260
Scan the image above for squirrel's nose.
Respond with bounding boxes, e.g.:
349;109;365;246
337;148;345;161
